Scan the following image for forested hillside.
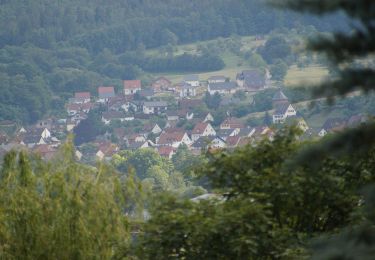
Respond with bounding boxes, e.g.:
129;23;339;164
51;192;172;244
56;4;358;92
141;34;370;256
0;0;344;123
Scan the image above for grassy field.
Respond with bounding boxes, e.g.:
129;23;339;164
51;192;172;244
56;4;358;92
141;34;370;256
147;36;266;83
284;65;329;87
147;35;329;86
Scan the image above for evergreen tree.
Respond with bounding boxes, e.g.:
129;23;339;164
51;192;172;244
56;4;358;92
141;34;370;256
271;0;375;163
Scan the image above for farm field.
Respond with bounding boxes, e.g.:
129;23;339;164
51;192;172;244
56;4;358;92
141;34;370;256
284;65;329;87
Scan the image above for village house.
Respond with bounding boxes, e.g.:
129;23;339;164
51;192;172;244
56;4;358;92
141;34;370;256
66;119;77;132
157;131;192;148
178;110;194;120
217;128;240;141
22;135;46;148
252;126;274;141
142;123;162;135
272;89;289;108
157;146;176;159
70;112;88;124
203;112;214;123
184;75;200;87
272;103;297;124
142;101;168;115
318;118;347;137
207;81;238;95
166;111;179;121
129;100;143;112
220;118;245;130
179;82;197;98
98;86;115;103
102;111;127;125
225;135;242;148
236;70;266;92
127;140;149;150
191;122;216;142
67;102;93;116
96;142;119;161
238;128;256;138
26;127;52;140
207;75;227;84
191;136;226;151
67;103;81;116
107;95;131;112
346;114;368;128
138;89;155;100
21;127;52;148
152;77;172;92
125;134;147;145
285;116;309;132
123;80;142;95
71;92;91;104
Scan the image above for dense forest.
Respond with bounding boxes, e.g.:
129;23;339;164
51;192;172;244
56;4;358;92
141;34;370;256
0;0;345;123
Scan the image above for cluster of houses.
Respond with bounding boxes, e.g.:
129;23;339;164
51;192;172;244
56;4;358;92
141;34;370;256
0;69;370;163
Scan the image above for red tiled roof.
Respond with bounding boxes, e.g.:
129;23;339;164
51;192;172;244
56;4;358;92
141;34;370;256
158;132;186;144
192;122;209;134
81;102;93;110
75;92;91;99
98;86;115;94
237;137;252;147
157;146;176;157
123;80;141;90
154;76;171;83
67;103;81;111
226;136;241;147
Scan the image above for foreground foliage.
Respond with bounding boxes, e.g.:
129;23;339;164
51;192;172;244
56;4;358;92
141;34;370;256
0;141;141;259
137;128;375;259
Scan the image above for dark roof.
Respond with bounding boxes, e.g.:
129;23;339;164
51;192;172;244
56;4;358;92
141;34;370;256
23;135;43;144
127;141;147;150
139;89;155;97
158;132;186;144
192;136;223;149
208;81;237;91
347;114;368;127
321;118;347;131
238;128;254;137
217;129;236;138
157;146;176;157
274;103;291;115
237;70;265;89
